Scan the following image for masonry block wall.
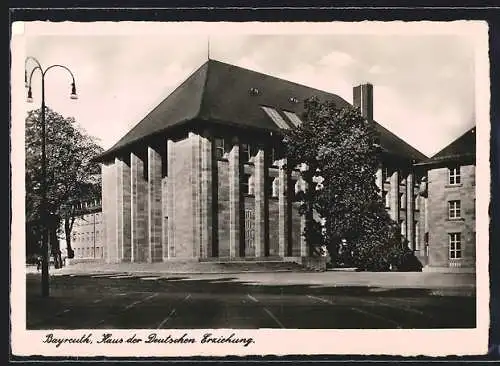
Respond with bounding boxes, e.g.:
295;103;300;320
244;196;256;257
101;162;118;263
217;160;230;257
291;202;302;257
170;136;196;258
427;164;476;269
116;158;131;262
148;146;163;262
130;153;148;262
200;134;213;259
254;149;266;257
228;141;240;258
102;131;426;265
268;195;280;256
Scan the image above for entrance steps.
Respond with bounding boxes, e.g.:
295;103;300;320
61;257;313;274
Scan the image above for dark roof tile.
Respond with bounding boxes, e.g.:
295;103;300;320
99;59;427;162
416;127;476;166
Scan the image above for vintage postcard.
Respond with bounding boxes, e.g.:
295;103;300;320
10;20;490;357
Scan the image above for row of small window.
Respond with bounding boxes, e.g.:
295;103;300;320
214;138;284;163
380;168;422;189
380;167;463;187
383;191;420;210
241;175;308;197
76;213;102;221
72;230;101;241
74;246;103;258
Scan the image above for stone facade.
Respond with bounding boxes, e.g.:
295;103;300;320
58;200;104;261
96;62;436;268
100;131;326;262
421;164;476;271
414;127;476;272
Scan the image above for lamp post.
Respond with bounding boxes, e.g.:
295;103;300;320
25;56;78;297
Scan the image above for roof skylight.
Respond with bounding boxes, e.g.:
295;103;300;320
283;111;303;127
261;106;290;130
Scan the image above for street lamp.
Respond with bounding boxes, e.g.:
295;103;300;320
25;56;78;297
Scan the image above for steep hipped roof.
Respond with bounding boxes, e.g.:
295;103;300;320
416;127;476;166
99;59;427;161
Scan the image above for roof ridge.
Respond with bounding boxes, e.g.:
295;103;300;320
430;125;476;159
104;61;210;154
206;59;351;104
197;59;212;121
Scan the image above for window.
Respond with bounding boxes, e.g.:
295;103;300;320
384;191;390;208
449;233;462;259
400;220;406;237
449;167;461;185
261;106;290;129
448;200;461;219
266;177;274;197
400;193;406;209
241;143;252;163
382;167;390;181
272;177;280;198
415;195;419;210
215;137;228;159
242;174;254;195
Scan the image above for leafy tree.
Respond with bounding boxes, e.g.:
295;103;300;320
283;97;411;271
25;107;103;268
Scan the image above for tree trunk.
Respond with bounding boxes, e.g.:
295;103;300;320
49;227;62;269
64;217;75;259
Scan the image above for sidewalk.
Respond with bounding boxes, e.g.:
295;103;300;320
33;261;477;292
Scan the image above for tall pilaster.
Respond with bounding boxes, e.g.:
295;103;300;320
115;158;131;262
406;172;414;249
390;169;400;221
190;133;201;258
101;162;117;263
166;139;175;258
200;131;213;259
254;148;266;257
148;146;163;262
278;159;289;257
130;152;147;262
228;138;240;258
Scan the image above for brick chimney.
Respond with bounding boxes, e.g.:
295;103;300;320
353;83;373;122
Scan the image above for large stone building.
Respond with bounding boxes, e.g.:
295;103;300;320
59;200;105;261
415;127;476;272
96;59;429;266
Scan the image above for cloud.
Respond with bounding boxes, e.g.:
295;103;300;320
318;51;355;68
24;31;477;156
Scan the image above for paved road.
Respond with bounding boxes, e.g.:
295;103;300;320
26;272;476;329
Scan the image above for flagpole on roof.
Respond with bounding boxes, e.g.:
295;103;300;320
207;36;210;60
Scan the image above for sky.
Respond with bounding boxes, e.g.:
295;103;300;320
20;22;481;158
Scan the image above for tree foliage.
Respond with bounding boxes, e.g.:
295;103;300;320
283;97;413;271
25;107;104;267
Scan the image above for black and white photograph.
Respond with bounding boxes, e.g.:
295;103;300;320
10;20;490;357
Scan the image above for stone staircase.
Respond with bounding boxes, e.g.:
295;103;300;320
61;257;314;274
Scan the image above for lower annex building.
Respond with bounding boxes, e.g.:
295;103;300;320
416;127;476;272
95;59;475;272
58;200;105;260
